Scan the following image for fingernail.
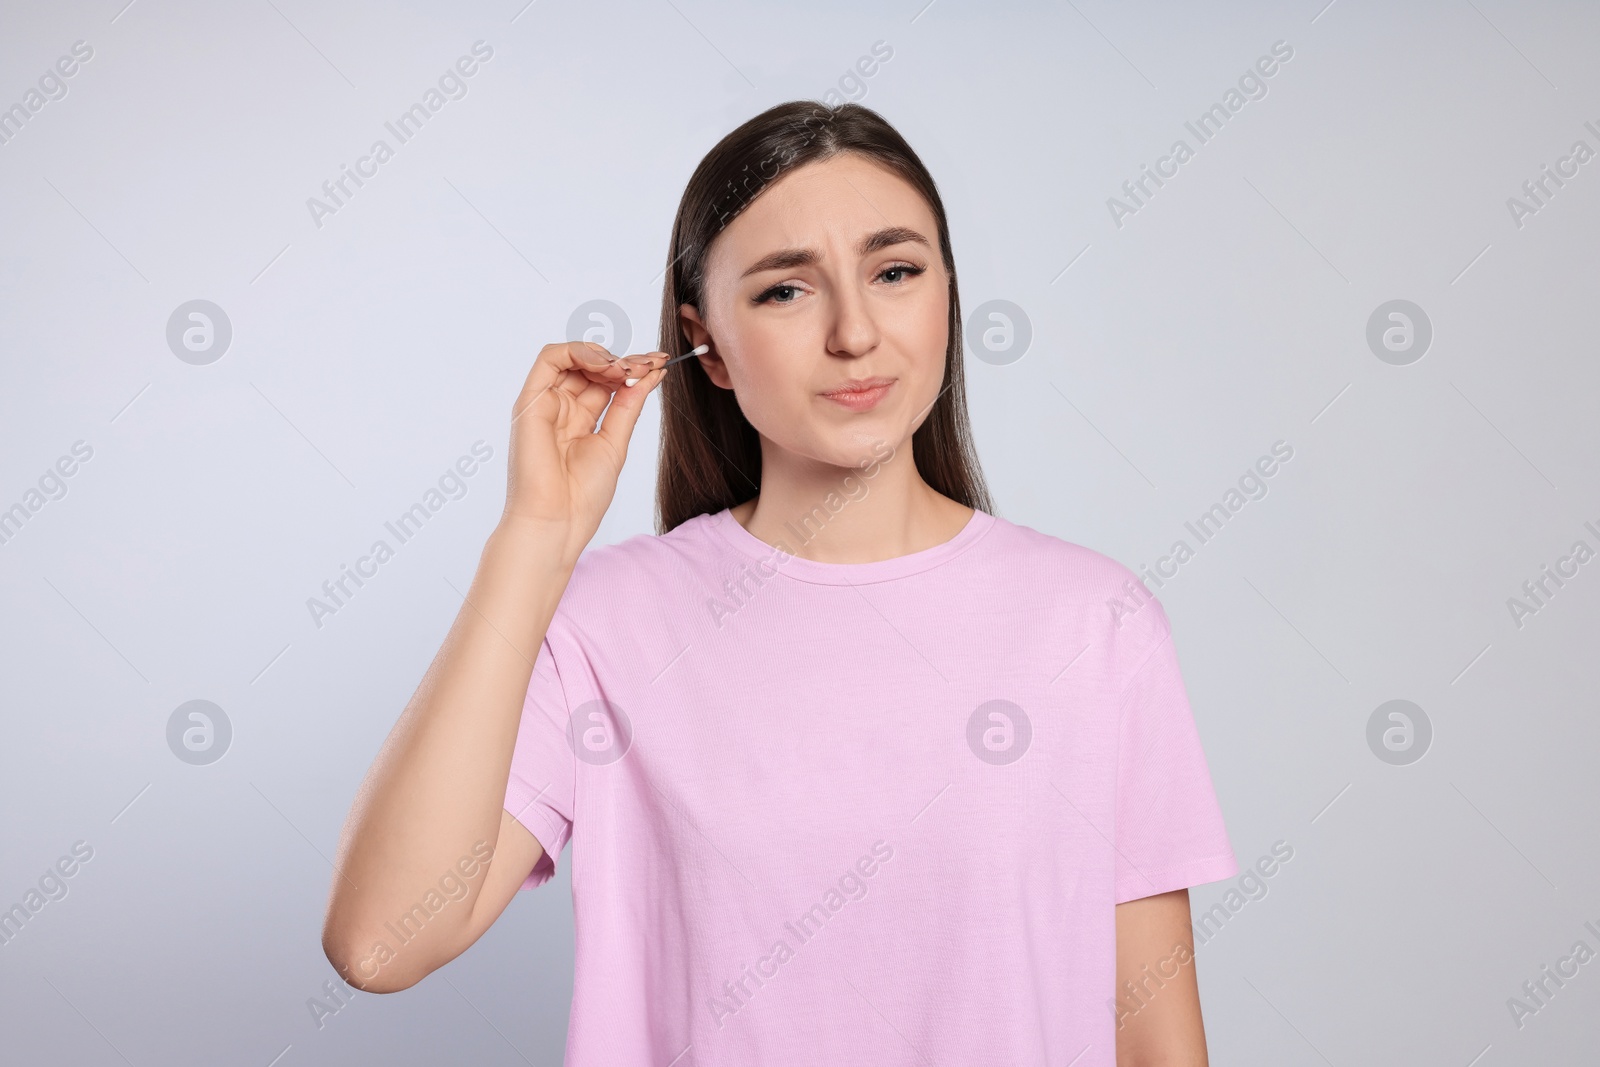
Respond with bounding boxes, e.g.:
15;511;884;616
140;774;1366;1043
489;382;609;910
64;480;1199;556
625;377;639;387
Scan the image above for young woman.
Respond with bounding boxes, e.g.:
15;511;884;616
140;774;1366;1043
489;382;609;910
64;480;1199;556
323;101;1238;1065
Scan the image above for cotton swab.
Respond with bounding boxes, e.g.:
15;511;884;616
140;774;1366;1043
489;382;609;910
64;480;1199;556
624;344;708;386
659;343;710;368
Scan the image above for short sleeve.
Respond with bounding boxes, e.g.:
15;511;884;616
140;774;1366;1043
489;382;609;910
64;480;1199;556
503;625;577;891
1113;613;1238;904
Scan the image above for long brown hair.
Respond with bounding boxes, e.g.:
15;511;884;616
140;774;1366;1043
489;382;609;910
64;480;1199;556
652;100;993;534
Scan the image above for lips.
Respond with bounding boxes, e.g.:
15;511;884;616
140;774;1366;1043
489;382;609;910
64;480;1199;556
821;378;894;412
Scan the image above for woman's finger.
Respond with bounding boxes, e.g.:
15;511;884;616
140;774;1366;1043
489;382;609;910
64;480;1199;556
594;363;668;456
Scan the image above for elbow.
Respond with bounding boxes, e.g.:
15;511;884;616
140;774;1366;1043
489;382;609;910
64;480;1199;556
321;922;418;995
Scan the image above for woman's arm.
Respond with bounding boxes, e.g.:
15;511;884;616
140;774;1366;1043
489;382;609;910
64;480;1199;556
1114;888;1210;1066
320;523;572;994
320;342;670;994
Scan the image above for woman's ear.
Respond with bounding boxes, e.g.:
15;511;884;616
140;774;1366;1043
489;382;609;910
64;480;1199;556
678;303;710;349
678;304;732;389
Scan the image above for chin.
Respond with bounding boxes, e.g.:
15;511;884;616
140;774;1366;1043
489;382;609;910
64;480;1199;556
819;428;903;470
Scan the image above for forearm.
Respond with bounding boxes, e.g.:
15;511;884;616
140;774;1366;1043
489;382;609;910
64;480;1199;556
322;520;575;989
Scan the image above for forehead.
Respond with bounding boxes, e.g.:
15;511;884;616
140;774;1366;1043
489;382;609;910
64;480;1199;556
709;153;936;270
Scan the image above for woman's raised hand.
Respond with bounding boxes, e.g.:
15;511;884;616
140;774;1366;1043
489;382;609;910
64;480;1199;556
500;341;670;565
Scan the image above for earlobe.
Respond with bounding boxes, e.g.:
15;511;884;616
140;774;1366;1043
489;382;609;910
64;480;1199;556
699;351;733;391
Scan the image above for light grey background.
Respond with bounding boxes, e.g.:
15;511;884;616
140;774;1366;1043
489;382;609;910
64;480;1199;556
2;0;1597;1063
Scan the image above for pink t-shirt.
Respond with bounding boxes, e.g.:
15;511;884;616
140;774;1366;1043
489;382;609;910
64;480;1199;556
503;506;1237;1065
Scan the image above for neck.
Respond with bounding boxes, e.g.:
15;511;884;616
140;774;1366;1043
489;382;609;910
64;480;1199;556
729;439;973;564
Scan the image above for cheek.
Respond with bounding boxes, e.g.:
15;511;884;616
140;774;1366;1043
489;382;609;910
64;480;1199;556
892;289;950;379
724;314;806;390
716;315;817;427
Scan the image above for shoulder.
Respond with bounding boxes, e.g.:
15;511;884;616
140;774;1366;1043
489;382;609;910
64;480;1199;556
547;511;722;630
983;513;1173;647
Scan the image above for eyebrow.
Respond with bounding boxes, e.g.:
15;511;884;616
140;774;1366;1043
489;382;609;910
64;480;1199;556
739;226;931;279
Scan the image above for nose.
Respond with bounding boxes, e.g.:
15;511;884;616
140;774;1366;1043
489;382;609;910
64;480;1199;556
826;272;881;360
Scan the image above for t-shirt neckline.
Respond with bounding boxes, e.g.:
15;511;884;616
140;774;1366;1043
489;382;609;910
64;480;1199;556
705;505;996;586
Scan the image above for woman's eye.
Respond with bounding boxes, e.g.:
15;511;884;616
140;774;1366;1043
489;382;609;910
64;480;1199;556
755;283;801;305
755;265;924;305
880;263;925;284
